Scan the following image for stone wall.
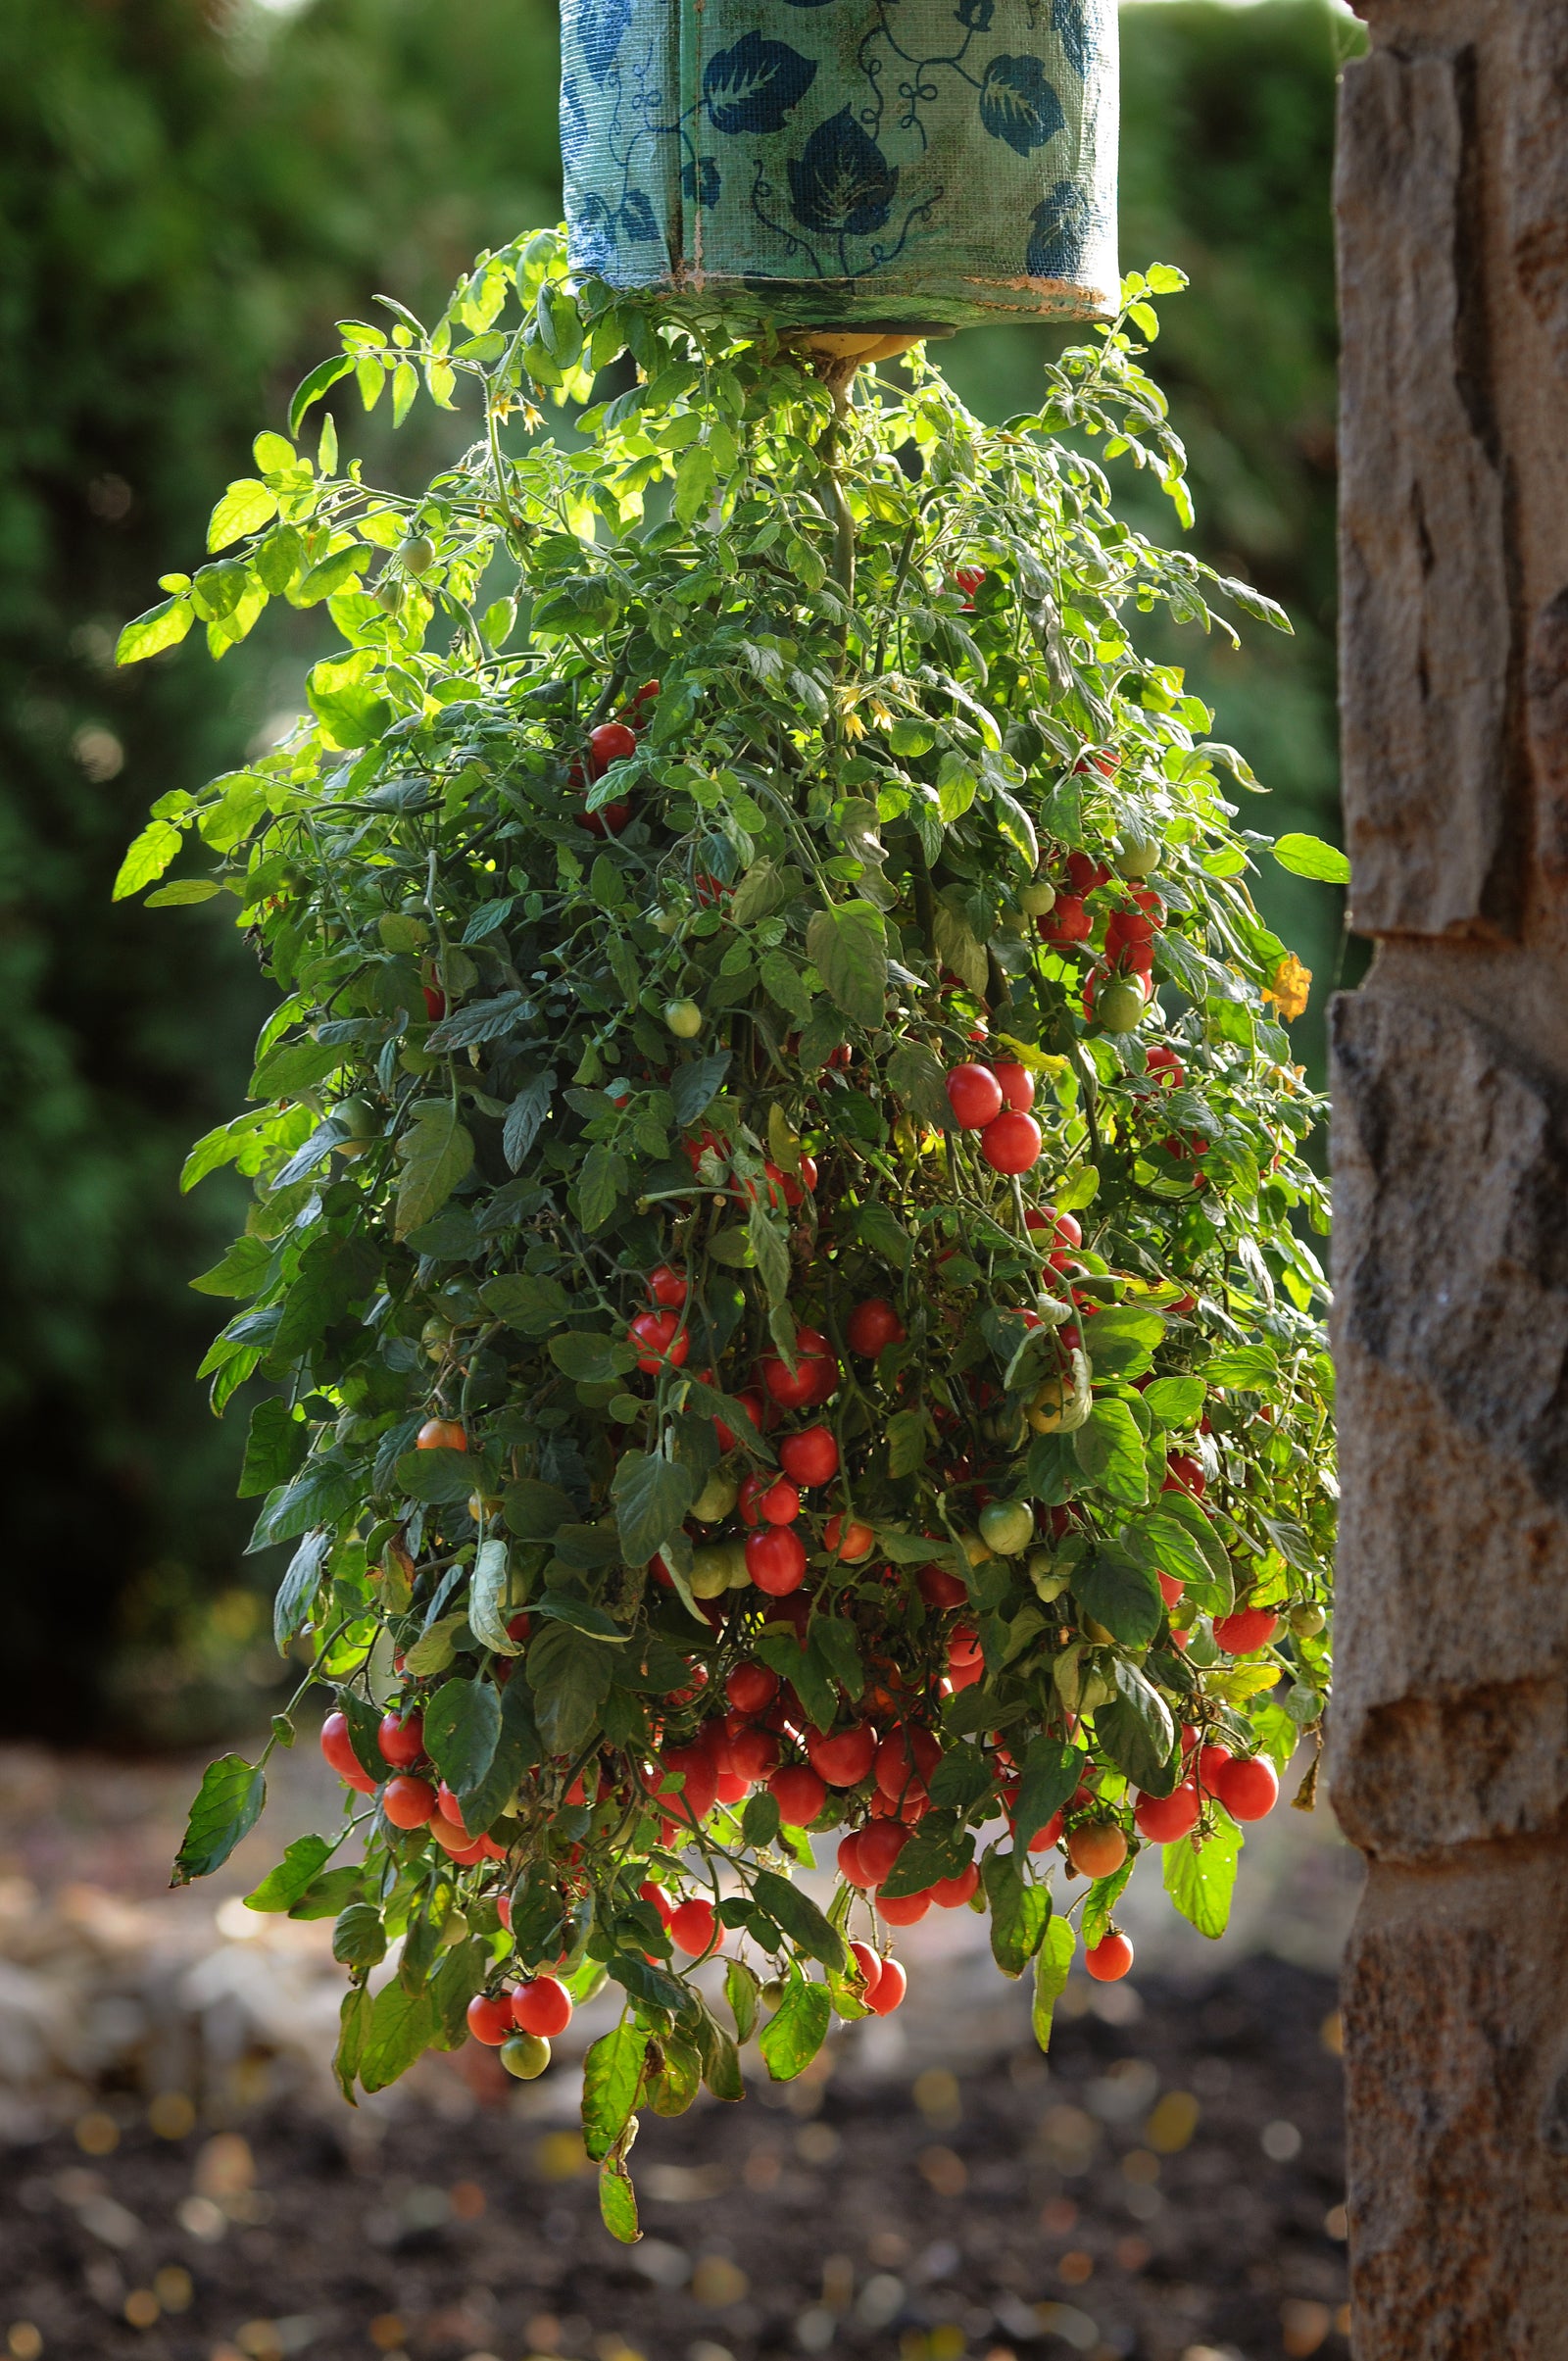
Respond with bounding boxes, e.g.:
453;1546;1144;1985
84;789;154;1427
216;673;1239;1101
1329;1;1568;2348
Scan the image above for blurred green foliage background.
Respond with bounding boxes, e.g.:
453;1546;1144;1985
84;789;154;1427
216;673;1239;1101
0;0;1350;1744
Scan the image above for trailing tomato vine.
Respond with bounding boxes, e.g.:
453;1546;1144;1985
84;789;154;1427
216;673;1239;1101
119;226;1337;2239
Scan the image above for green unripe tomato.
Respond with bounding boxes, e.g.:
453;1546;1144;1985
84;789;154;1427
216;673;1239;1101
374;579;403;615
438;1909;469;1949
979;1499;1035;1556
1097;978;1147;1034
399;533;435;576
691;1471;739;1524
1290;1601;1327;1636
688;1546;732;1599
665;998;703;1038
1027;1549;1070;1602
723;1538;752;1589
1019;878;1057;917
1117;834;1162;879
500;2032;551;2081
333;1095;380;1140
421;1316;455;1360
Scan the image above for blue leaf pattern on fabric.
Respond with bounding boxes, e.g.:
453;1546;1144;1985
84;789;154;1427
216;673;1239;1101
572;194;619;276
956;0;996;27
573;0;633;86
560;75;587;147
619;190;662;243
704;34;817;136
1053;0;1090;81
978;54;1065;157
681;157;722;207
788;109;899;237
1027;183;1091;278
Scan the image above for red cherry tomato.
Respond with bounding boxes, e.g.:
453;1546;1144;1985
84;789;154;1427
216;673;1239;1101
1145;1046;1185;1088
865;1955;907;2015
639;1880;673;1927
660;1743;718;1825
945;1062;1004;1130
513;1975;574;2036
837;1830;873;1889
728;1724;779;1780
856;1817;909;1885
1214;1753;1280;1821
1196;1744;1233;1793
1065;850;1111;896
808;1723;877;1788
628;1308;689;1373
382;1775;438;1830
877;1891;930;1927
874;1727;940;1803
760;1328;839;1409
1212;1607;1281;1655
726;1661;780;1715
1133;1782;1201;1844
846;1298;906;1356
746;1524;808;1596
588;720;637;777
768;1761;826;1825
917;1561;967;1610
991;1061;1036;1113
849;1940;884;2002
319;1710;379;1795
646;1263;688;1308
1040;895;1093;946
1163;1452;1206;1500
669;1897;717;1956
1085;1931;1134;1983
466;1993;514;2046
777;1425;839;1488
823;1514;875;1563
377;1710;425;1769
929;1862;981;1908
979;1110;1043;1175
1156;1572;1185;1606
416;1417;466;1451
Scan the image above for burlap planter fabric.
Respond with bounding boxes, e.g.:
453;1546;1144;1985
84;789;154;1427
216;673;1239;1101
560;0;1118;332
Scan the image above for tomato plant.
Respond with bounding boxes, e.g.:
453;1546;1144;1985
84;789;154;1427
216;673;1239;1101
121;227;1336;2242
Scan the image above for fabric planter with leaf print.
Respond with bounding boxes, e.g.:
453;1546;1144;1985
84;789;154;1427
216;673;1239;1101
561;0;1118;330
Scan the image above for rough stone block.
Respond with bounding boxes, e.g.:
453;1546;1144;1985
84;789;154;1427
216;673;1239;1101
1329;985;1568;1854
1337;45;1517;938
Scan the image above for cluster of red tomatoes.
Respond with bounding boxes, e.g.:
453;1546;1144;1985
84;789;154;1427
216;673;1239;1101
571;679;659;837
1035;849;1167;1034
943;1058;1043;1174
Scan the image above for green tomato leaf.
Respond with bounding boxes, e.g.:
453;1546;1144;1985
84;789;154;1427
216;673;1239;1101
1162;1818;1244;1939
1072;1544;1163;1647
359;1979;438;2093
759;1981;832;2081
244;1835;333;1914
394;1104;474;1239
1272;832;1349;885
1073;1399;1150;1502
612;1449;697;1567
981;1845;1051;1979
172;1754;266;1885
582;2020;651;2161
1031;1915;1076;2053
805;901;887;1029
599;2154;642;2243
750;1870;848;1971
422;1677;501;1803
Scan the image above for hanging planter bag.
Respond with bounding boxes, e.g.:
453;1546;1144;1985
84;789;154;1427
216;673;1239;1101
561;0;1118;331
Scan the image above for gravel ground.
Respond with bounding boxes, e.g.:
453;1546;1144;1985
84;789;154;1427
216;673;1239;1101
0;1744;1359;2361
